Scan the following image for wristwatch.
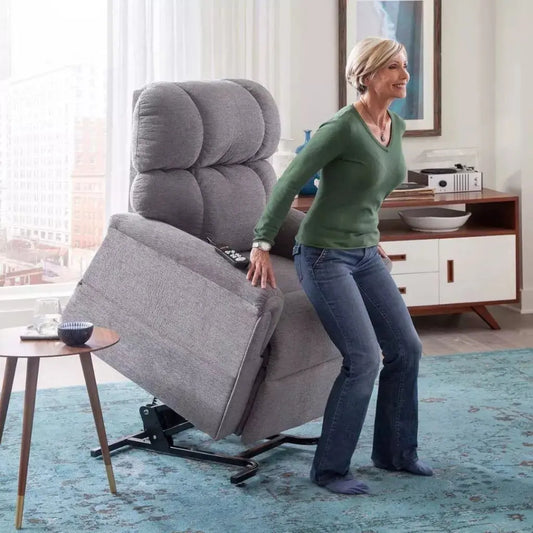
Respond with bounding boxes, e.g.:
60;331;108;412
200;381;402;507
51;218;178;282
252;241;272;251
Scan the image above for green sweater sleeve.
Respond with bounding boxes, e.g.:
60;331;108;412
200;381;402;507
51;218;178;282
254;119;347;244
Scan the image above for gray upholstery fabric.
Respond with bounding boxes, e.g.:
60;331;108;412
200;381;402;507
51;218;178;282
65;215;284;439
266;290;340;380
130;79;280;251
241;358;340;444
63;79;342;445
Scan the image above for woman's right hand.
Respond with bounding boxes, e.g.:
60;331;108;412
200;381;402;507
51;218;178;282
247;248;277;289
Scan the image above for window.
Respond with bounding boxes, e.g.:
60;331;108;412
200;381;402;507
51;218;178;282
0;0;107;289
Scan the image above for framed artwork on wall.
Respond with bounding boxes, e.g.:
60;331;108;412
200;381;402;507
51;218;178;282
338;0;441;136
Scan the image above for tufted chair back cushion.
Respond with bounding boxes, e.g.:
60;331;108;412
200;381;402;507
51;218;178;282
129;79;280;251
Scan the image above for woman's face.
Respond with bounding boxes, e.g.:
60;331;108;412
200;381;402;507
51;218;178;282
366;51;409;100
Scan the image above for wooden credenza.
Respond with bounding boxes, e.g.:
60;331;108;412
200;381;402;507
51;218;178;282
292;189;520;329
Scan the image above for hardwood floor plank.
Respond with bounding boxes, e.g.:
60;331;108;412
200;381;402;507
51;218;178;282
416;306;533;355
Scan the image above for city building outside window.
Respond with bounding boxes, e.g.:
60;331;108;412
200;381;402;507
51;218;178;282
0;0;106;289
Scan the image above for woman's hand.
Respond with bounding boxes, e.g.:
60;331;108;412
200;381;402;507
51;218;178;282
377;244;388;259
377;243;393;272
247;248;277;289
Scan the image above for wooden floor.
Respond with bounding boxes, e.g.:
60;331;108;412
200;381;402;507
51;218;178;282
1;306;532;392
415;305;533;355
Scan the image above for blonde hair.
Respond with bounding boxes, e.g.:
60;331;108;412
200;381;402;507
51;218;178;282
346;37;406;94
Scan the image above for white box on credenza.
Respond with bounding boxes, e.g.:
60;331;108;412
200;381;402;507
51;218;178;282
408;169;483;193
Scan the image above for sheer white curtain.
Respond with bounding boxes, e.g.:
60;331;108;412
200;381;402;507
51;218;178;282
107;0;291;216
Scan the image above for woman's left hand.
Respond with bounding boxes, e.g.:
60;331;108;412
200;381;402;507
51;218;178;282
377;244;388;259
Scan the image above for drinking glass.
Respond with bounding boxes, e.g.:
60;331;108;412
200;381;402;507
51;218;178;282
33;298;62;335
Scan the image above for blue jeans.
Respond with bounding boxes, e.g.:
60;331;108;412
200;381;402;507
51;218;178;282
293;243;422;485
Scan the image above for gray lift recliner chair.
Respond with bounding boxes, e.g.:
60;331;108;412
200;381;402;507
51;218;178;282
63;79;341;482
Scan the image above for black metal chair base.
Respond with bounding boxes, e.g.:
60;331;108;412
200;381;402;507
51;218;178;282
90;399;319;484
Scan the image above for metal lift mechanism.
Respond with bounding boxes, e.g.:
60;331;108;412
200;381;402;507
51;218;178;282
91;398;319;484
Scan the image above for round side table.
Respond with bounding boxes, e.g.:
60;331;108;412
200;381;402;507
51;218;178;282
0;326;120;529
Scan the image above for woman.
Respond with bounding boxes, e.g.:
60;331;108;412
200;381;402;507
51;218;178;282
247;37;433;495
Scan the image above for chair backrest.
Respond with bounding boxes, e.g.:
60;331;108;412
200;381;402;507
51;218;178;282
129;79;280;251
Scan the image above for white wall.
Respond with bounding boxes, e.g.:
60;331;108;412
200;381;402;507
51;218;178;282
494;1;521;194
288;0;339;146
287;0;531;313
516;0;533;312
493;0;530;311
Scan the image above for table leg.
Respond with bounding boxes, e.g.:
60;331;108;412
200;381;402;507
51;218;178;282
79;352;117;495
15;357;39;530
0;357;18;444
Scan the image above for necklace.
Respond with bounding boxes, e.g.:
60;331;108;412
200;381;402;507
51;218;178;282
360;98;388;142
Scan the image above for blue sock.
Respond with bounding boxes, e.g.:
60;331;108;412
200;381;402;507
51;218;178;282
324;476;370;495
311;469;370;495
402;460;434;476
374;459;433;476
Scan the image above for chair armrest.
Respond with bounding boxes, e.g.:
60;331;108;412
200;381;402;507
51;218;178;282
110;213;282;312
270;208;305;259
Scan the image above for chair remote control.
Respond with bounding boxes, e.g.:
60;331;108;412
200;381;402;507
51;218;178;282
215;246;250;270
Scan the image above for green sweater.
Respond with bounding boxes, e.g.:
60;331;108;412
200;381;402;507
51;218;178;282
254;104;407;249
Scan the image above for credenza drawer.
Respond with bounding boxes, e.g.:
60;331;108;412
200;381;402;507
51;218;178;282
381;240;438;274
391;272;439;307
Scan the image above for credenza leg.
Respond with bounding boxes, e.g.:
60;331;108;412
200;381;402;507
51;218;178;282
472;305;501;330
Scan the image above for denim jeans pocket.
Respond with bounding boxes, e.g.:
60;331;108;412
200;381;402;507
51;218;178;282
312;249;329;268
303;246;329;269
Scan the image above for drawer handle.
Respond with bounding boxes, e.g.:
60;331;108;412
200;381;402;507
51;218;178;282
398;287;407;294
447;260;454;283
389;254;407;262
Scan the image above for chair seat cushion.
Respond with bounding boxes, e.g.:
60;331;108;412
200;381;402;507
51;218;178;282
268;253;301;294
267;255;341;380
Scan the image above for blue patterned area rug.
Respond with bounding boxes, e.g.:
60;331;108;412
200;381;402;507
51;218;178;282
0;349;532;533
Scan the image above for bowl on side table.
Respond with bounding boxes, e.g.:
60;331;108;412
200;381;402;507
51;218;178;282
399;207;472;233
58;321;94;346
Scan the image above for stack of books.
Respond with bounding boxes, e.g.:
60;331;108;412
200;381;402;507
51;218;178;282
19;325;59;341
384;182;435;202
